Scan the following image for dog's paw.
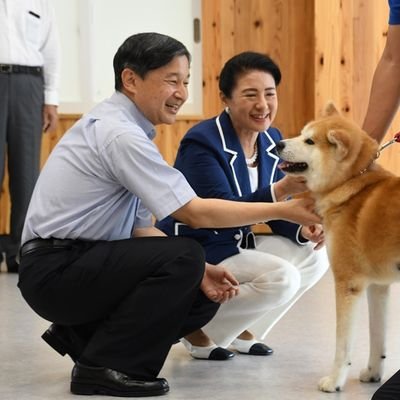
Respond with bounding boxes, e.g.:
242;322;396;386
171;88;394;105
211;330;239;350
359;367;382;383
318;376;342;393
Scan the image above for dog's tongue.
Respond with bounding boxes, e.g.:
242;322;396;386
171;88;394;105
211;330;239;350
278;161;308;173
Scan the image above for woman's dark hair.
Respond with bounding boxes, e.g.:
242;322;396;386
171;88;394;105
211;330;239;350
113;32;191;91
219;51;281;98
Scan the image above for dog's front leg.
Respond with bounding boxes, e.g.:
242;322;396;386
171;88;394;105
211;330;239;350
359;283;389;383
318;280;364;392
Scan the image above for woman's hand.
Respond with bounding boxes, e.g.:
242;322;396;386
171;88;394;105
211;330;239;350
301;224;325;250
273;175;308;201
201;263;239;303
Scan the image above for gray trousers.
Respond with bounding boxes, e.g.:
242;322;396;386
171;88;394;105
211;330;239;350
0;72;44;258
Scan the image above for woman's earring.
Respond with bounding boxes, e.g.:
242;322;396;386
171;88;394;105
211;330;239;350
225;106;230;115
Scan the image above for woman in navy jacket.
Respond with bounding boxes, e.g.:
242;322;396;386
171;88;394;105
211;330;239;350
157;52;329;359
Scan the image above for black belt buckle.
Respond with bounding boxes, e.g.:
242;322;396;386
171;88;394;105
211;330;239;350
0;64;12;73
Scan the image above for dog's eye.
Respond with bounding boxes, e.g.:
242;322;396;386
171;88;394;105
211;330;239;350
305;138;315;145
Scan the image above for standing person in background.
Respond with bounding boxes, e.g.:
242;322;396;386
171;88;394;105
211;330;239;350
366;1;400;399
362;0;400;143
0;0;59;272
157;51;329;360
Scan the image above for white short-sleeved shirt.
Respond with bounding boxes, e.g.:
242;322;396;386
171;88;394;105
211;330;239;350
0;0;60;104
21;91;196;244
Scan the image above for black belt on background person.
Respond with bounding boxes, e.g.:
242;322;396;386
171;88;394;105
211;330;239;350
19;238;76;258
0;64;43;76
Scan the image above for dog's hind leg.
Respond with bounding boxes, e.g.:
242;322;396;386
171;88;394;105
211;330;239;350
318;279;365;392
359;283;389;383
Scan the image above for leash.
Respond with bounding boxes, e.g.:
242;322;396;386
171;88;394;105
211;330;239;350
377;131;400;155
360;132;400;175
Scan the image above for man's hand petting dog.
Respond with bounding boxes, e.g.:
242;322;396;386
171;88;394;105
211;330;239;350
273;175;309;201
280;197;321;226
201;264;239;303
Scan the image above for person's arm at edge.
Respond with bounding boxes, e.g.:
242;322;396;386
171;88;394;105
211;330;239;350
362;24;400;142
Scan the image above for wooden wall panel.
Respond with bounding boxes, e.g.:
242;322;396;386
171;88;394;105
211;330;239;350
352;0;383;125
314;0;388;123
203;0;315;136
233;0;315;137
38;116;80;169
314;0;400;174
201;0;235;117
314;0;354;118
153;119;201;165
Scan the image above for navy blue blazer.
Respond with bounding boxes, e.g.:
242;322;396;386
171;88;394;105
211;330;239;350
157;110;305;264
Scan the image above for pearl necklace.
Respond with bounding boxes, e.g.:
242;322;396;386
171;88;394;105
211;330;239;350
245;146;258;166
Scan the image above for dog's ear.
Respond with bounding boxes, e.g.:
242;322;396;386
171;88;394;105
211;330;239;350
322;101;340;117
327;129;349;161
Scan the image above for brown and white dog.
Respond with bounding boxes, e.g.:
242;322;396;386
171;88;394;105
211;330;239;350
276;103;400;392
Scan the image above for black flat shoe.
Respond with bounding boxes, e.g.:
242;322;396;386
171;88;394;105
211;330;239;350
208;347;235;360
70;363;169;397
232;338;274;356
247;342;274;356
42;324;86;362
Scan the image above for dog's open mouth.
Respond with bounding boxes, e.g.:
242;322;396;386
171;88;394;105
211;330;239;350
279;161;308;173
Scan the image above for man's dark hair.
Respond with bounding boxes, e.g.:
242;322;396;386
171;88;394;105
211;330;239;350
219;51;281;98
113;32;191;91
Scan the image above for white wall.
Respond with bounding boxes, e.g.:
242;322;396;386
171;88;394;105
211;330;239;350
52;0;202;115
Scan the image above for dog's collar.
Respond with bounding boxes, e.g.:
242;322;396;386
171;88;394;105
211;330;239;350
360;133;400;174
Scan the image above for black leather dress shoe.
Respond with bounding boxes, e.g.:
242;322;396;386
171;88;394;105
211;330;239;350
232;338;274;356
42;324;86;362
70;363;169;397
207;347;235;360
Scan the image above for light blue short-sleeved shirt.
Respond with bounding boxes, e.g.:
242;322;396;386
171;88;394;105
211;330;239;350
21;91;196;244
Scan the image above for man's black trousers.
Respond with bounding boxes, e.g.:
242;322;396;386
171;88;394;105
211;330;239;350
18;236;219;379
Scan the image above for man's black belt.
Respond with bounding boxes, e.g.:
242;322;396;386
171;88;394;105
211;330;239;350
0;64;43;76
20;238;75;258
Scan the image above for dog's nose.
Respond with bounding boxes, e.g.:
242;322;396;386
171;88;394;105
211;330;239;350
275;141;285;152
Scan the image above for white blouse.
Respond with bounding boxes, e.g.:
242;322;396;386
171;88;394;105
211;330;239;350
247;165;259;193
